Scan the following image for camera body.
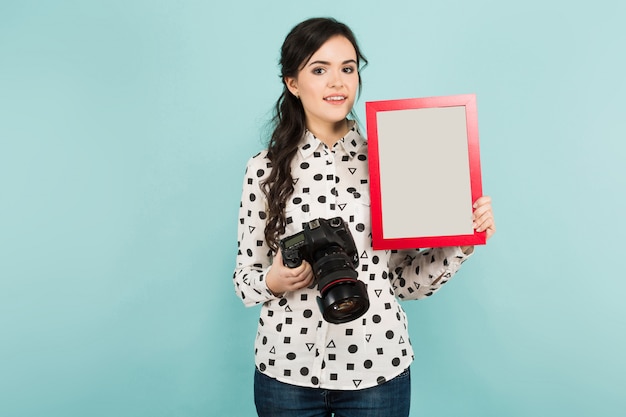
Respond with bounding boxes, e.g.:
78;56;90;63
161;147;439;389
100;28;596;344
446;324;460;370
280;217;359;269
279;217;369;324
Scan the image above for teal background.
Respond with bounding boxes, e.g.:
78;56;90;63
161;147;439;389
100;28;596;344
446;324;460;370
1;1;624;416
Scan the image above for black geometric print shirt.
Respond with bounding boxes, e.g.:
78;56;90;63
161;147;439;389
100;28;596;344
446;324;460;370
234;125;472;390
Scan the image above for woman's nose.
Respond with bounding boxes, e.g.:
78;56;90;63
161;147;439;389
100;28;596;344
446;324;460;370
328;70;344;88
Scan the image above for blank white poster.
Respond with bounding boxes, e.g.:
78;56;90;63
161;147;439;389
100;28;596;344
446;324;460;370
375;106;474;239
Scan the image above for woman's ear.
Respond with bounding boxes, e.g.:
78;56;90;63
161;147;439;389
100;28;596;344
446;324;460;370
284;77;299;99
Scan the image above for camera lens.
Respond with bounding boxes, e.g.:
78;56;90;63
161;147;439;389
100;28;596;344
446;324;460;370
334;299;357;313
317;279;369;324
312;246;369;324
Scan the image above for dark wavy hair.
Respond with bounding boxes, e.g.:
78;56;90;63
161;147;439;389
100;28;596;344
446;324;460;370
262;17;368;251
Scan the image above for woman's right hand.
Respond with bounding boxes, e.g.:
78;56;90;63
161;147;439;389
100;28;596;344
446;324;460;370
266;250;315;296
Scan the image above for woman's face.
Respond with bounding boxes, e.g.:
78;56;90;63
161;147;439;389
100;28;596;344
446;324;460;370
285;35;359;133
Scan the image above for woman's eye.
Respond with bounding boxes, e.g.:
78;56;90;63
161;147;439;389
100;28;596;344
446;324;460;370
343;66;356;74
313;67;325;75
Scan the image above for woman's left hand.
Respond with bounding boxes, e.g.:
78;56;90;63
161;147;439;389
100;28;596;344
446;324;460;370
460;195;495;254
472;195;496;240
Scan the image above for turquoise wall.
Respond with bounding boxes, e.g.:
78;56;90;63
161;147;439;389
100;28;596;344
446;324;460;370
1;1;625;416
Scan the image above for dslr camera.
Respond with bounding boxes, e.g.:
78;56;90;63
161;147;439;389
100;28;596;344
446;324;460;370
279;217;369;324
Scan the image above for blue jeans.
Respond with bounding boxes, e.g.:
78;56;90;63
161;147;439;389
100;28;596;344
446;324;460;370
254;367;411;417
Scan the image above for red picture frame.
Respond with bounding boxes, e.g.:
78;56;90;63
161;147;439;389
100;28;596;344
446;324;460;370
365;94;486;250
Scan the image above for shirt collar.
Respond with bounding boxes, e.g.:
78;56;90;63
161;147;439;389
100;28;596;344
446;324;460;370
298;123;367;160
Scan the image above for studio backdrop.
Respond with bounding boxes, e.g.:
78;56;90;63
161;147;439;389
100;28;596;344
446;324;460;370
1;1;625;416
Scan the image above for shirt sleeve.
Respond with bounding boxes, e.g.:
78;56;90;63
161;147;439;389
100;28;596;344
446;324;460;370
232;153;281;307
388;246;472;300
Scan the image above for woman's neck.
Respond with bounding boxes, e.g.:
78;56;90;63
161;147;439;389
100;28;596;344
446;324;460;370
307;119;351;147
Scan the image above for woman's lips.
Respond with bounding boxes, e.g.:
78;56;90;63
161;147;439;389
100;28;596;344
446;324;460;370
324;95;347;104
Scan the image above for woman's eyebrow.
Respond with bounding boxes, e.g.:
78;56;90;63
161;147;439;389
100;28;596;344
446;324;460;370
307;59;358;67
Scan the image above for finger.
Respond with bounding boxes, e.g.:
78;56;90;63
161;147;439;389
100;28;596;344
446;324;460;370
481;220;496;239
476;215;495;234
474;211;493;230
472;201;492;219
473;200;491;213
473;206;492;223
288;268;309;282
472;203;493;226
295;274;315;290
287;260;311;278
304;273;315;287
299;267;315;285
288;271;315;291
277;255;306;274
473;195;491;208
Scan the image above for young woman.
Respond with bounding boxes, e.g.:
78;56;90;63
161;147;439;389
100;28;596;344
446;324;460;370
233;17;495;417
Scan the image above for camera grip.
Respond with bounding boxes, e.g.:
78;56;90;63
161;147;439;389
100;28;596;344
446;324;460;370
282;249;303;268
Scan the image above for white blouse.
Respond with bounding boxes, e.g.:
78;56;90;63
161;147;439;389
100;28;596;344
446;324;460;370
233;125;472;390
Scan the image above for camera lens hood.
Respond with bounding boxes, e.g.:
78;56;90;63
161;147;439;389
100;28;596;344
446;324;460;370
317;280;369;324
